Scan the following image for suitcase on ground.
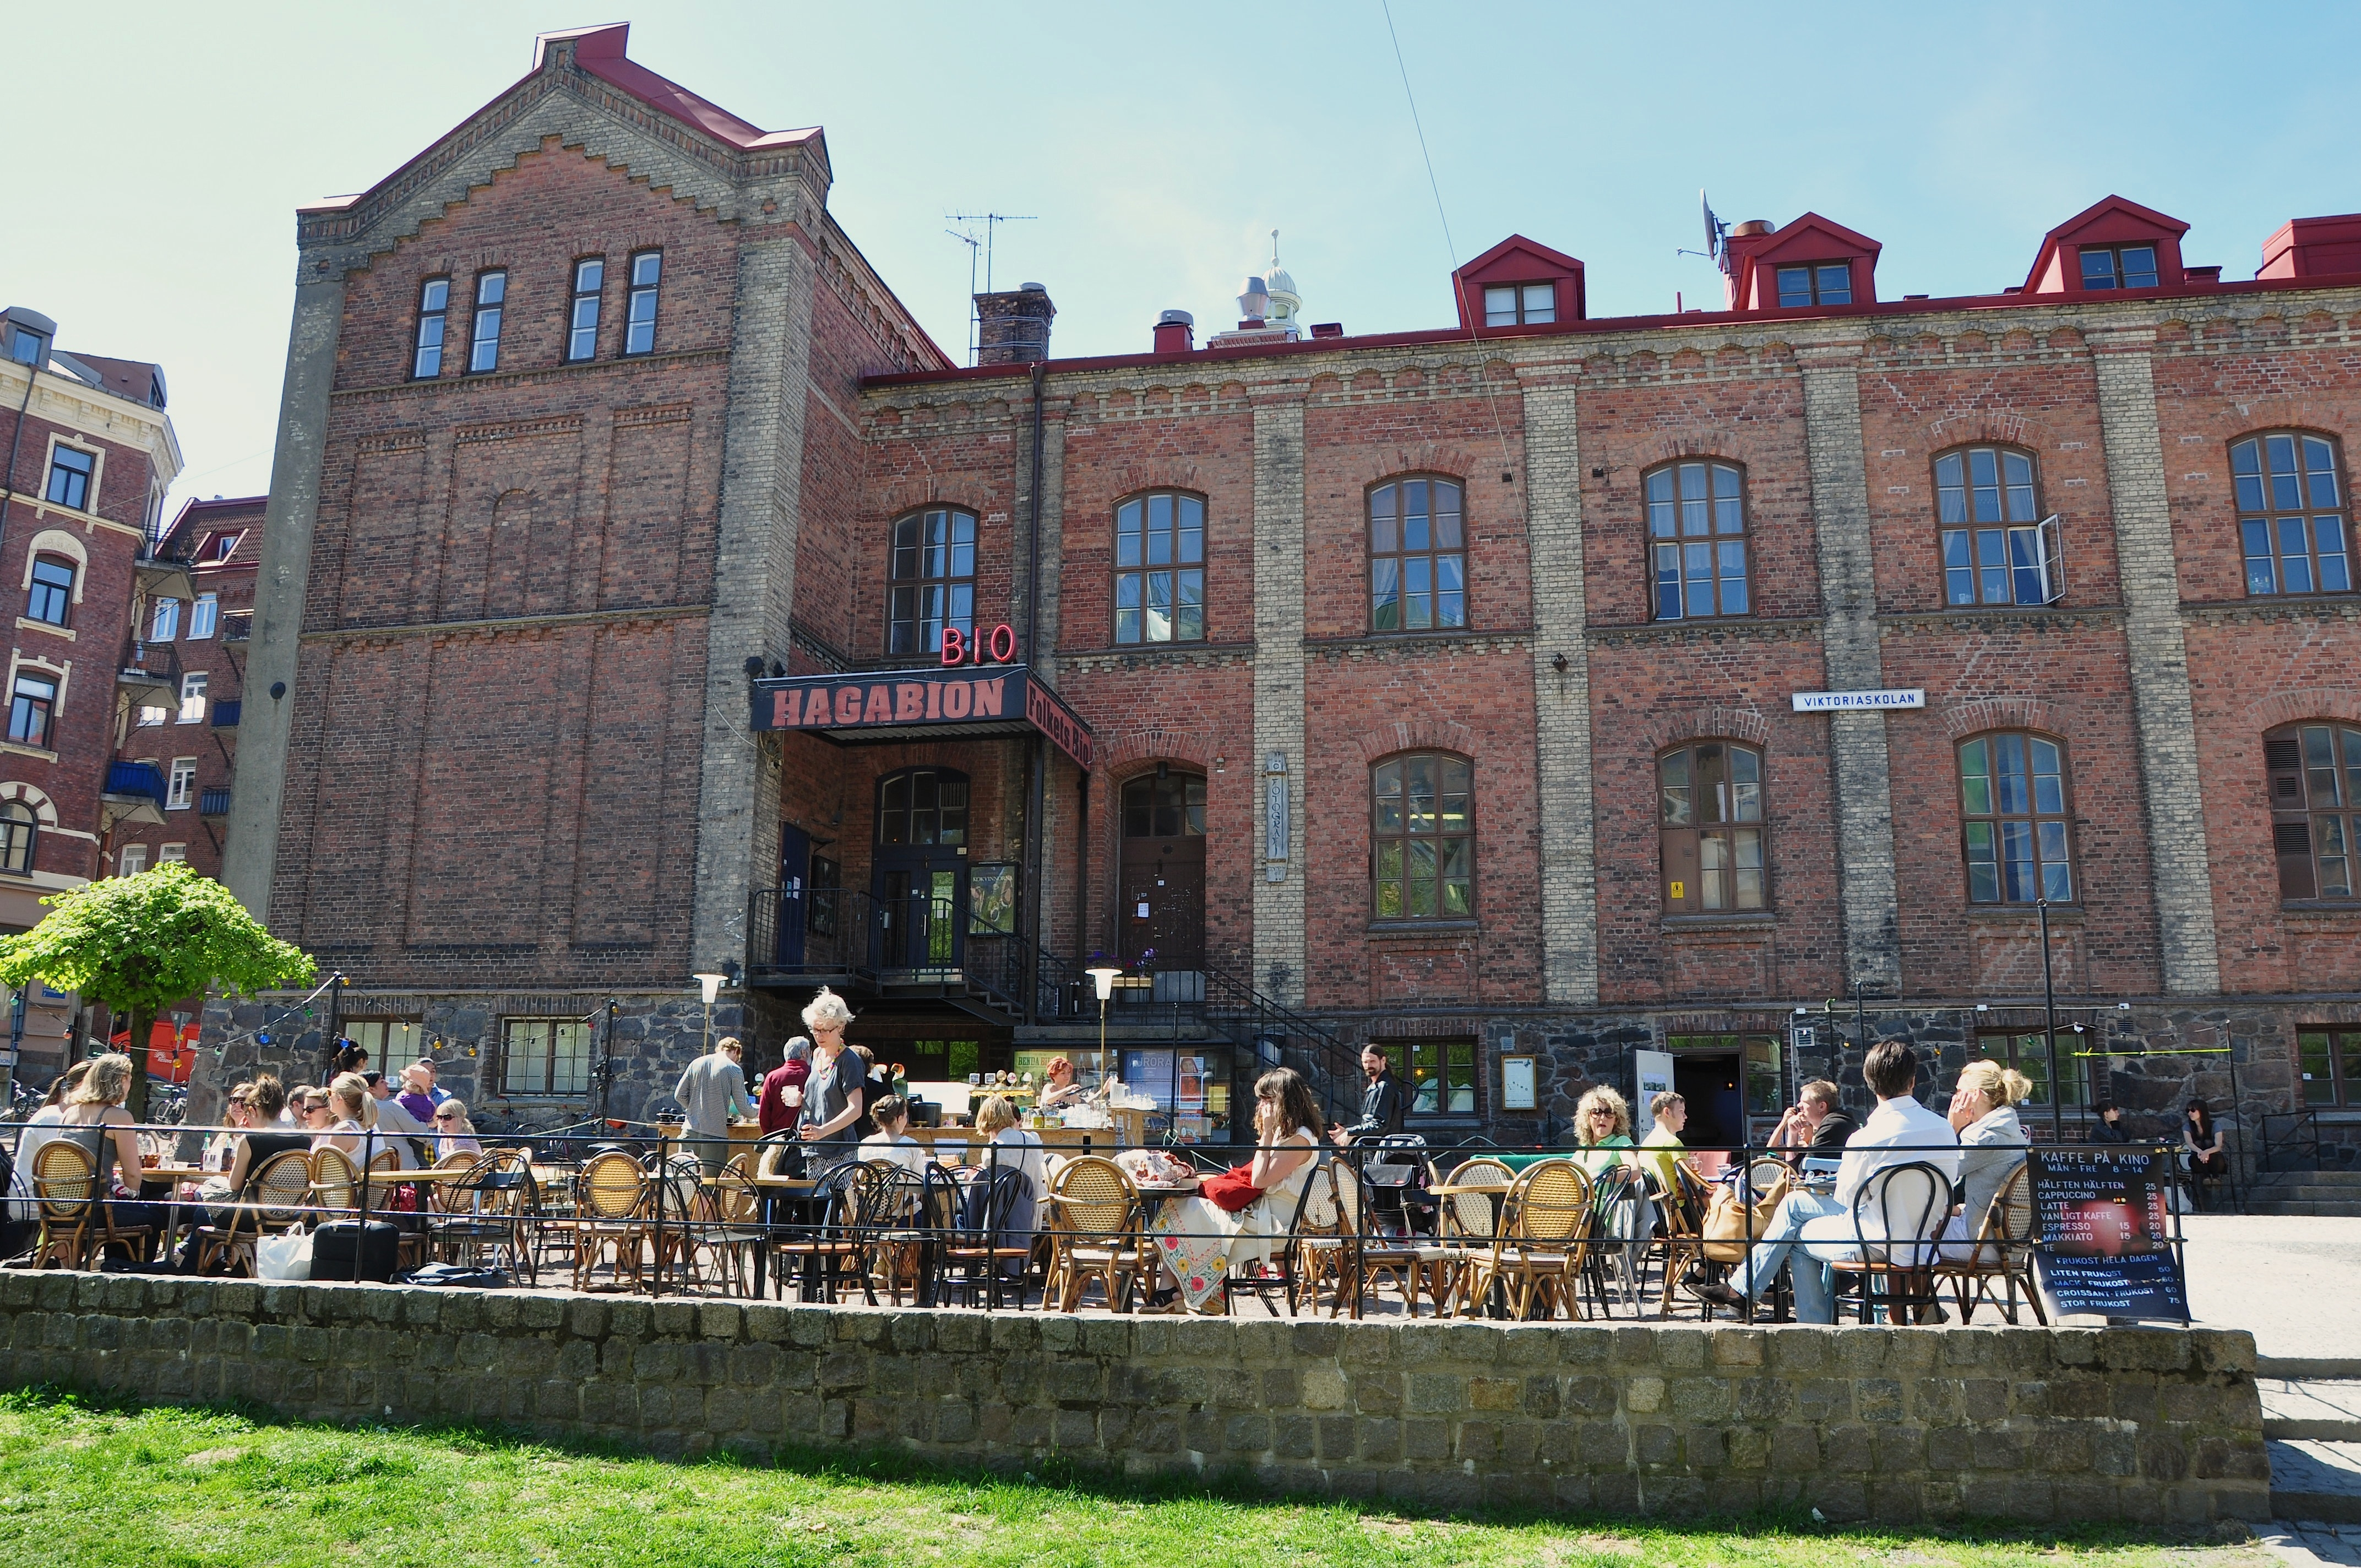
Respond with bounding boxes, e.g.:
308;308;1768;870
313;1219;400;1283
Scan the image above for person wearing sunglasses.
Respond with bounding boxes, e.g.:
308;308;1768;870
431;1100;482;1161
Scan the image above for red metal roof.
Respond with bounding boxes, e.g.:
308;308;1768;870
531;24;818;153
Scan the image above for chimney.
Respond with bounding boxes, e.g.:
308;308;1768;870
1152;309;1195;353
975;282;1054;366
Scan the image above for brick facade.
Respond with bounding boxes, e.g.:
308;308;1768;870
216;25;2361;1165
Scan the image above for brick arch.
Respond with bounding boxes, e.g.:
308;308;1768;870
1108;459;1203;497
0;781;58;828
1352;718;1479;766
1941;697;2064;739
1099;728;1217;777
1374;444;1477;483
1924;412;2060;454
2218;405;2350;447
1638;706;1772;754
2248;687;2361;733
1636;437;1759;469
872;483;983;521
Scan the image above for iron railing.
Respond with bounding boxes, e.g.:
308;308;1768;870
199;788;232;818
2256;1107;2322;1174
103;759;167;806
211;699;240;728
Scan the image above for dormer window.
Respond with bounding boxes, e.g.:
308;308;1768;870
1776;264;1852;308
2080;246;2159;290
1483;284;1556;326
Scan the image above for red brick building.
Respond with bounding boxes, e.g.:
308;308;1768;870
221;25;2361;1164
0;305;184;1079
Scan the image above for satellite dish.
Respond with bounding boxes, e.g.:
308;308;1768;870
1701;190;1729;270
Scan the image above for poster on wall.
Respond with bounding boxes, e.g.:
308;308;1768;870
1633;1049;1675;1137
968;864;1016;934
1500;1055;1537;1112
2026;1146;2189;1322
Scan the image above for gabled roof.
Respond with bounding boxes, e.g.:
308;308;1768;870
1743;211;1882;264
1456;234;1585;282
530;24;819;154
161;496;265;562
1453;234;1587;326
2023;195;2190;292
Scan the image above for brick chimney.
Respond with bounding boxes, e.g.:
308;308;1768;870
1152;309;1194;353
976;282;1054;366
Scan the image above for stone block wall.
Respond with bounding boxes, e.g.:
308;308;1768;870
0;1273;2268;1525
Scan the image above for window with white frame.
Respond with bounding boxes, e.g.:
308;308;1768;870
166;760;195;810
118;844;147;876
150;598;179;641
158;843;186;864
45;446;95;511
502;1018;592;1096
1481;284;1557;326
8;672;57;749
177;673;206;723
188;595;217;640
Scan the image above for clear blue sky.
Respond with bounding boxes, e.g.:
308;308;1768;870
11;2;2359;517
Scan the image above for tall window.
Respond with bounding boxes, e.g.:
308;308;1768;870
117;844;146;877
188;594;217;640
1659;742;1766;913
1373;1040;1477;1114
2235;433;2348;596
9;674;56;749
1937;445;2062;607
1369;477;1466;631
1372;753;1472;921
150;598;179;641
1776;263;1852;307
2297;1028;2361;1107
1113;491;1205;644
1959;732;2074;904
623;251;662;355
886;509;976;656
468;271;507;373
2080;245;2158;290
177;673;206;725
345;1019;425;1067
1482;284;1555;325
1646;459;1749;619
45;447;94;510
502;1019;591;1097
25;557;73;627
0;802;35;874
1975;1032;2087;1108
412;278;449;378
166;760;196;810
2266;722;2361;900
878;769;969;847
565;258;604;362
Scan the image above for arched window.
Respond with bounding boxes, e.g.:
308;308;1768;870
2266;721;2361;900
876;768;968;847
1122;772;1205;837
1371;753;1472;920
1113;491;1204;644
2234;432;2349;596
25;556;74;627
1658;742;1765;912
0;801;34;874
886;508;976;656
1958;731;2074;905
1936;444;2062;607
1368;476;1466;631
1645;459;1748;619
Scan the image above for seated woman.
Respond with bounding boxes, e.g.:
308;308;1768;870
310;1073;376;1160
2183;1099;2228;1196
1145;1068;1323;1314
1939;1059;2031;1262
1574;1085;1655;1281
53;1053;165;1247
430;1099;483;1162
858;1095;930;1177
972;1094;1047;1212
1035;1057;1090;1113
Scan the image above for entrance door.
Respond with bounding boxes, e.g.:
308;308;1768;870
1119;771;1206;980
776;821;810;969
871;769;969;974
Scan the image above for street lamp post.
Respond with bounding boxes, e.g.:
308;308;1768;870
2037;899;2061;1143
1085;966;1122;1086
693;971;728;1061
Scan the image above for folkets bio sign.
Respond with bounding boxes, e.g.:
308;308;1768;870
750;665;1094;770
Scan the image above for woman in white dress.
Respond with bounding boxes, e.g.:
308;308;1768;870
1146;1068;1323;1314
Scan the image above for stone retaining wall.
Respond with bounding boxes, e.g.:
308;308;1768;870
0;1272;2269;1523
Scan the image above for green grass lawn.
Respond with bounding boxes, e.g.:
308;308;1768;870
0;1387;2270;1568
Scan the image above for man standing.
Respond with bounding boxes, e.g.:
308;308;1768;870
1698;1039;1960;1322
674;1035;752;1178
1328;1047;1406;1146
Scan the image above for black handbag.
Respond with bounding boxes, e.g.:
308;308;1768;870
313;1219;400;1283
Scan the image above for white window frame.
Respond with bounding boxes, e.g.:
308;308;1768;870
150;597;179;642
118;844;147;876
157;843;186;864
1481;282;1557;326
177;672;206;724
19;529;88;601
166;759;196;810
39;435;102;516
188;594;217;640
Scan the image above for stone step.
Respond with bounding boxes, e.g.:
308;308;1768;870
2265;1382;2361;1442
2271;1440;2361;1525
2263;1358;2361;1381
2253;1169;2361;1186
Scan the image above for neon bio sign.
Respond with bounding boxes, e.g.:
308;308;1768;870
941;624;1019;666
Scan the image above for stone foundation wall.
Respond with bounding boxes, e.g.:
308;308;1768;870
0;1273;2268;1523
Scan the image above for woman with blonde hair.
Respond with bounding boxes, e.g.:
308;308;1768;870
429;1099;483;1161
1940;1058;2032;1260
311;1072;376;1159
1144;1068;1324;1314
57;1054;165;1243
1573;1084;1652;1285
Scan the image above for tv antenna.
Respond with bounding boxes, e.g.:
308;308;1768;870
946;211;1036;366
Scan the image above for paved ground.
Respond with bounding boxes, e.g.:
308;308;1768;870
2179;1215;2361;1361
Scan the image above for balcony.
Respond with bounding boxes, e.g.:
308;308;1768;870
100;760;167;830
210;699;240;728
199;787;231;819
221;610;252;643
132;549;196;605
116;639;179;707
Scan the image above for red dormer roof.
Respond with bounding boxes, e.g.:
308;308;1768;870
1724;213;1882;312
1453;235;1587;330
2023;195;2190;295
161;496;265;564
530;24;819;154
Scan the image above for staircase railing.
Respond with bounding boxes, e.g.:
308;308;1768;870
1198;957;1358;1125
745;887;880;982
2256;1106;2322;1175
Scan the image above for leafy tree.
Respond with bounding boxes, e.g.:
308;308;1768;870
0;863;315;1120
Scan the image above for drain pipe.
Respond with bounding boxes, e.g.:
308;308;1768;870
1018;361;1048;1022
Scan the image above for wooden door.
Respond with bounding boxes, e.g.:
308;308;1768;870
1119;772;1205;970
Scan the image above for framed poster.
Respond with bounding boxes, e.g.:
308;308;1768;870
968;863;1016;934
1500;1054;1538;1112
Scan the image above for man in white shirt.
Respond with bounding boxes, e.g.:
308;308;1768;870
1699;1038;1961;1322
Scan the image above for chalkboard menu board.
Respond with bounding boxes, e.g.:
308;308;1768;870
2026;1147;2189;1322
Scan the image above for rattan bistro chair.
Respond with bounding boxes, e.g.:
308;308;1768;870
28;1140;151;1271
1465;1159;1595;1321
1933;1162;2046;1325
1424;1156;1512;1316
1303;1158;1435;1317
192;1148;314;1277
568;1150;654;1293
1041;1155;1146;1313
